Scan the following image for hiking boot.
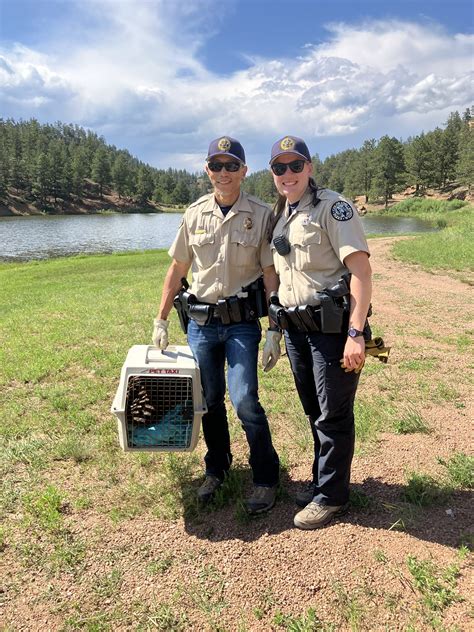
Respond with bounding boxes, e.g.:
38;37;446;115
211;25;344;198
246;485;277;515
295;482;317;508
197;475;222;503
294;501;350;530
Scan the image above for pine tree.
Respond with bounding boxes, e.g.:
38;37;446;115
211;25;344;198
442;111;463;186
456;126;474;190
404;133;435;192
71;147;88;197
112;153;130;198
32;152;52;207
91;147;111;198
371;136;406;209
136;165;154;203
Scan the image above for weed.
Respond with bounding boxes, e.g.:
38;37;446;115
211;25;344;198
354;398;388;446
53;435;93;463
333;582;365;630
433;382;459;402
183;564;227;622
142;603;188;631
22;484;65;532
402;472;452;506
273;607;332;631
146;554;174;575
407;555;462;613
349;488;375;511
373;549;388;563
253;587;277;620
94;569;123;600
438;452;474;489
398;358;435;371
393;407;431;435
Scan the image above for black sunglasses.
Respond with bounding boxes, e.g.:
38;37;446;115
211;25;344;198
271;159;307;176
207;161;242;173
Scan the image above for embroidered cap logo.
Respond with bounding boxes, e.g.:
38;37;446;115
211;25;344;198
217;137;232;152
280;137;295;151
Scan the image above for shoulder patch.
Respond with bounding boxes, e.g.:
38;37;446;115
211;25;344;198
331;201;353;221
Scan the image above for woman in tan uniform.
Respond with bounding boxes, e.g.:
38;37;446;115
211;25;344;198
263;135;372;529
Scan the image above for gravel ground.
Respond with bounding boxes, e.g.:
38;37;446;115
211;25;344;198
1;237;472;631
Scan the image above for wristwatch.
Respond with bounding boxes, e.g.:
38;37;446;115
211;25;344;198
348;327;365;338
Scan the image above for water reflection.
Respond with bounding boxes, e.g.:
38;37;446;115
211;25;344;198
0;213;183;262
0;212;435;262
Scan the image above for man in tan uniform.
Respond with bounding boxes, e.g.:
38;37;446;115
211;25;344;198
152;136;280;514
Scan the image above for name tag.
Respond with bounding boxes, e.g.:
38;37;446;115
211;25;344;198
195;229;205;234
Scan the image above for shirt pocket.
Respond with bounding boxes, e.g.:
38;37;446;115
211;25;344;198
292;224;322;271
230;230;259;268
189;233;216;269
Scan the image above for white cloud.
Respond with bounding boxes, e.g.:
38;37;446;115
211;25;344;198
0;9;472;170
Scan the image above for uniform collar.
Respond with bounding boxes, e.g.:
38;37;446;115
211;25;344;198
293;188;314;212
200;191;253;219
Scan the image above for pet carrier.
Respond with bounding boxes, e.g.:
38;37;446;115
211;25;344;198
111;345;207;452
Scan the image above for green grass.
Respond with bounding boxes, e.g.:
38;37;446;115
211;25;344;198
393;406;431;435
388;202;473;277
438;452;474;489
407;555;462;614
402;472;453;507
386;198;469;215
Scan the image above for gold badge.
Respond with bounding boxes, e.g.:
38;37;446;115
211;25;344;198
217;137;232;151
280;136;295;151
243;217;253;230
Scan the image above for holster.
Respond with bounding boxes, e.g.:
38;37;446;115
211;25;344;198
241;276;268;319
173;278;192;334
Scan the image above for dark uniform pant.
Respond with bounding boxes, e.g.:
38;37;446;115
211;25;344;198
284;329;360;506
187;319;280;486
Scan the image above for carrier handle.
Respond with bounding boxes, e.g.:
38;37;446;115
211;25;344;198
146;345;178;364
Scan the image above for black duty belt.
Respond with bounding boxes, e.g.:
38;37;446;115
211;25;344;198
269;302;350;334
173;276;268;331
188;296;258;326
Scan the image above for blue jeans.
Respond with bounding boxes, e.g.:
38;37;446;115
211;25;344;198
284;330;360;506
187;319;279;486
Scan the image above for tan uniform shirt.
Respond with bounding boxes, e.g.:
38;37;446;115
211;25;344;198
169;191;273;304
271;188;369;307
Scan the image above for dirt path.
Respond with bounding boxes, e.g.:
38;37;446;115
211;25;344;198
1;237;472;631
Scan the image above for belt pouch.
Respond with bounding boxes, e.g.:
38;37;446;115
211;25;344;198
188;303;211;326
298;305;318;331
287;306;307;332
227;296;242;323
319;295;344;333
217;299;231;324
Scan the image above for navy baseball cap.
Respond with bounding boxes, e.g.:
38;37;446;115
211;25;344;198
207;136;246;164
270;135;311;163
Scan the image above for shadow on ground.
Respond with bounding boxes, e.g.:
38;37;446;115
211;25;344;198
181;470;473;548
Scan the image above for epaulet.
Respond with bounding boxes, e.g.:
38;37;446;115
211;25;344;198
187;193;212;209
246;194;271;209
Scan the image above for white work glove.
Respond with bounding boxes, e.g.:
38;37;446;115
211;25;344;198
262;329;282;372
152;318;169;350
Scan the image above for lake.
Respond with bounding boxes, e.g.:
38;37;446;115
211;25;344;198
0;212;435;262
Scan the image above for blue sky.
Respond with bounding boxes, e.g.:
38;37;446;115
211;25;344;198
1;0;473;173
